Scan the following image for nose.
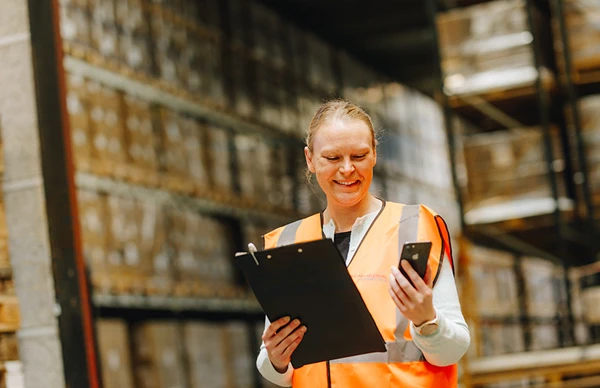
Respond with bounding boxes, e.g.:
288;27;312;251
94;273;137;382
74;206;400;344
339;158;355;174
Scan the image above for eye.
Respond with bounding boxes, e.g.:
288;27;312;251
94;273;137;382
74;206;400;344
352;154;367;160
325;156;339;161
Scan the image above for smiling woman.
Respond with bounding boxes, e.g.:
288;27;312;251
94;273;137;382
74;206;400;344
256;99;470;388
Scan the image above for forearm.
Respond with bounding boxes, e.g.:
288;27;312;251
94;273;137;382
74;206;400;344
410;258;470;366
410;309;470;366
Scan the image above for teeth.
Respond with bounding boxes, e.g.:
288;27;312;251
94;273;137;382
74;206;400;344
338;181;356;186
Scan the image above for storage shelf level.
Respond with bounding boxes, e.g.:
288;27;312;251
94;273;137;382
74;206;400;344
75;172;296;224
93;293;263;314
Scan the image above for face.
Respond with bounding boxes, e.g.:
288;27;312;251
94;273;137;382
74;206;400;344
305;119;376;209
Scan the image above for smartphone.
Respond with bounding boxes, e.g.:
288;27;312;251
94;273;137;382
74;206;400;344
399;241;432;287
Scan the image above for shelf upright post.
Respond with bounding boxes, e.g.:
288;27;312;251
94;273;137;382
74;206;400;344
526;0;578;347
525;0;566;238
425;0;466;233
25;0;101;387
551;0;596;238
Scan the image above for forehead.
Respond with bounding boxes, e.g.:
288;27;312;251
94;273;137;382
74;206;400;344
312;119;373;151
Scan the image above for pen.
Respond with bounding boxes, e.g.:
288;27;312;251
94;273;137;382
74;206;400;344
248;242;259;265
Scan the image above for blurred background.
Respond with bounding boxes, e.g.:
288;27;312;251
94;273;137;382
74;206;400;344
2;0;600;387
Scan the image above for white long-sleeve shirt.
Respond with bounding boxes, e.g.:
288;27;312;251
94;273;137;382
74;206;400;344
257;208;470;386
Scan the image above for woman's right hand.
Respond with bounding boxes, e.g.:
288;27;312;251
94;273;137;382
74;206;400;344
262;316;307;373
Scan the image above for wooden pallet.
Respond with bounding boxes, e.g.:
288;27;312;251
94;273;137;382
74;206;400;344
466;345;600;388
448;72;556;109
571;55;600;86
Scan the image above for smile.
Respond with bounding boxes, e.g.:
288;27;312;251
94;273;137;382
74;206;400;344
335;180;359;186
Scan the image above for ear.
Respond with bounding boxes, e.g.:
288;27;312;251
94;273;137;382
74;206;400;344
304;146;316;173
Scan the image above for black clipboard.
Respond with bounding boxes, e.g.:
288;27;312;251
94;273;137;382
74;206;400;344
235;238;386;368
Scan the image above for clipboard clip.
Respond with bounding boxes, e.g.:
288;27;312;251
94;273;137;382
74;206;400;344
248;243;259;266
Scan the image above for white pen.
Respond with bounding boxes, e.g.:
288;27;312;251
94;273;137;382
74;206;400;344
248;242;259;265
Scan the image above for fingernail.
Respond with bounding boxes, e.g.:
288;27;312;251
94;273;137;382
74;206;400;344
301;326;307;332
284;316;290;322
293;319;300;325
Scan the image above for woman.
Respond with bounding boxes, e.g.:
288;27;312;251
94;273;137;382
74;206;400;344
256;99;470;387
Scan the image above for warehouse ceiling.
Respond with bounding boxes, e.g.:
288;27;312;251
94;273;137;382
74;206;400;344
259;0;487;94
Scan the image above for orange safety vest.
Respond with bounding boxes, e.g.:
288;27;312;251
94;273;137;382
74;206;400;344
263;201;457;388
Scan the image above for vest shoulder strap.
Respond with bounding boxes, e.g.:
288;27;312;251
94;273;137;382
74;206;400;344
420;204;454;275
262;213;322;249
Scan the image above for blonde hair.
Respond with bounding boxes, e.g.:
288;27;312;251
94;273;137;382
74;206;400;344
305;99;378;151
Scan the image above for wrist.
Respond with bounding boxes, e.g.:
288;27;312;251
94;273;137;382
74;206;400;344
413;311;439;336
272;361;289;374
414;311;437;327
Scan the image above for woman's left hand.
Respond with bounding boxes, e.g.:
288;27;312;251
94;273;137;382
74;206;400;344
388;261;436;326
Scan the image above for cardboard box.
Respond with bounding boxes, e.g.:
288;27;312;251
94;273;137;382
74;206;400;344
527;323;559;351
87;83;128;177
436;0;548;95
105;195;151;292
182;322;229;388
561;1;600;68
253;322;281;388
521;257;564;318
66;74;93;171
227;50;259;118
96;319;135;388
89;0;119;60
250;1;285;68
131;322;187;388
206;126;233;196
469;245;520;318
223;322;254;388
122;94;160;181
138;200;171;295
479;323;525;356
59;4;92;49
76;189;109;286
180;117;209;187
151;10;184;88
462;127;565;212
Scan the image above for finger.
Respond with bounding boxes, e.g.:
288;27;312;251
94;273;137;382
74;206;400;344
400;260;428;292
281;327;306;358
275;325;306;353
271;319;301;348
391;266;419;299
388;273;410;303
264;316;291;340
388;285;407;312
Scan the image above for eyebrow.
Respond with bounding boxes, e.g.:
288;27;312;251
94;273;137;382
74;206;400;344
320;147;371;154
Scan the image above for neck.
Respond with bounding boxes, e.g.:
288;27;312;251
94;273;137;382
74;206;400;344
324;196;381;232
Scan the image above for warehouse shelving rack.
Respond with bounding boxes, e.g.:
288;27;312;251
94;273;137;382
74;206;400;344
429;0;600;386
22;1;316;387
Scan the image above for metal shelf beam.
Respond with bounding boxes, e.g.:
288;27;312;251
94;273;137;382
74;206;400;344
93;293;262;315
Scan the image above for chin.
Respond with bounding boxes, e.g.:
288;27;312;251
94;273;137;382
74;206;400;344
331;193;367;207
